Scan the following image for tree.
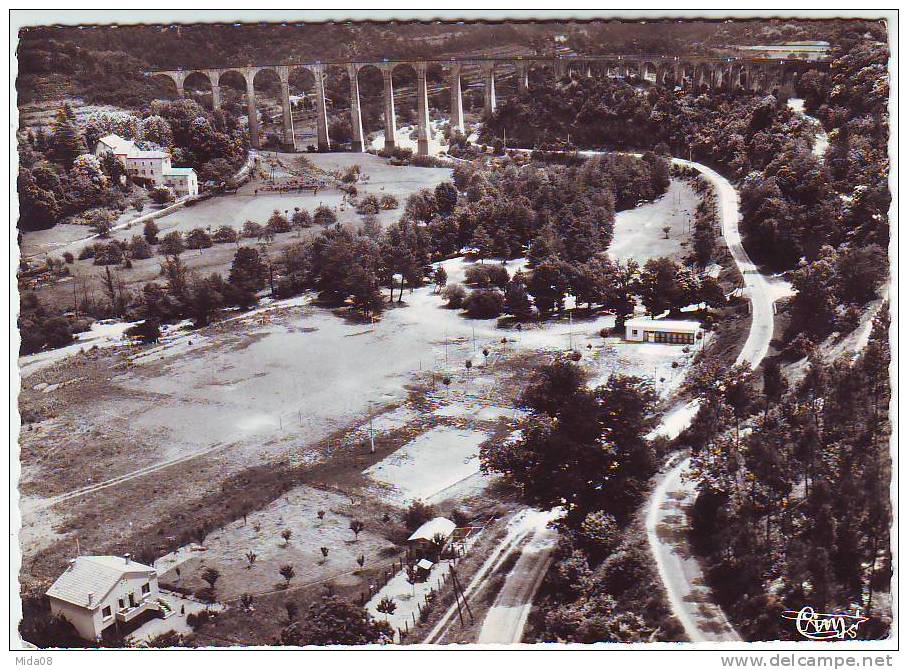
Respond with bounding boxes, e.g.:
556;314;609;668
605;259;640;328
186;228;213;250
229;246;268;295
279;564;296;586
284;593;391;646
16;169;60;231
150;185;175;207
281;528;292;546
434;181;459;216
639;257;697;316
471;225;494;262
242;220;264;240
463;288;505;319
442;283;467;309
240;593;254;612
159;231;185;256
526;259;569;317
245;551;257;569
483;363;657;525
143;220;160;245
291;209;312;236
505;272;534;320
49;104;87;167
267;209;291;235
201;567;220;595
125;318;161;344
349;519;365;541
313;204;337;227
432;266;448;293
213;225;238;244
376;596;397;621
403;500;436;531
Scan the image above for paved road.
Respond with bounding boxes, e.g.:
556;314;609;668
644;157;776;643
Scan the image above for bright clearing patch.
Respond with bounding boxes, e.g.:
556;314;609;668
364;426;490;504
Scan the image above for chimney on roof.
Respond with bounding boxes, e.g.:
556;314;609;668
68;559;76;570
124;553;131;564
87;592;94;606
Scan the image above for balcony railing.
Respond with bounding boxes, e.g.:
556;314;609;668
115;596;156;623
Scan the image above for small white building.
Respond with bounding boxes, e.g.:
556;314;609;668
624;318;701;345
46;555;160;641
407;517;456;556
162;166;199;197
95;133;198;197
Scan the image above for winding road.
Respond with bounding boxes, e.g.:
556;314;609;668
473;155;774;645
644;158;774;643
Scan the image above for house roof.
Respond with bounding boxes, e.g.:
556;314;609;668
97;134;137;155
624;318;701;334
164;167;196;176
46;556;155;610
407;517;456;543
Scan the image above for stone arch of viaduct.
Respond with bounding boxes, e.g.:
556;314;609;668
148;55;821;155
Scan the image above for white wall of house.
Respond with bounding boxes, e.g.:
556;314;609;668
48;597;104;641
48;572;160;641
163;172;198;197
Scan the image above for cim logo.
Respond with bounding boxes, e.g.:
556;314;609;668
781;607;870;640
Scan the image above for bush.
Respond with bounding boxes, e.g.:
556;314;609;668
463;288;505;319
150;186;175;206
442;283;467;309
356;194;380;215
78;245;96;260
143;220;159;244
464;265;492;287
242;220;263;239
62;252;74;264
379;194;399;210
125;318;161;344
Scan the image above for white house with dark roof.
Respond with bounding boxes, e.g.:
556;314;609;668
94;133;198;197
624;317;702;344
46;554;160;641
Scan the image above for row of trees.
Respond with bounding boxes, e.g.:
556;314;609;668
445;254;724;324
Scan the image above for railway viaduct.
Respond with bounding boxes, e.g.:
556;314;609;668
146;54;823;155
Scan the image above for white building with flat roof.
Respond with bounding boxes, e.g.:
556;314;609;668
95;133;198;197
625;318;701;344
46;554;161;641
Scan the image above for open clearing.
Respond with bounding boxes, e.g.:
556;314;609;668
365;426;491;504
